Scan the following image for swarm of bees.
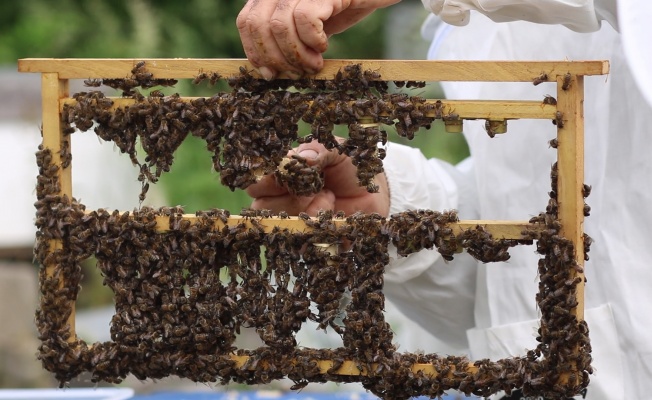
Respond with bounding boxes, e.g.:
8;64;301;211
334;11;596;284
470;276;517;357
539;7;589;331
35;62;592;399
274;155;324;197
62;62;440;197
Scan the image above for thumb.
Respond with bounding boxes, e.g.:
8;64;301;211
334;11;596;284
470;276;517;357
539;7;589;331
296;148;319;161
295;137;347;170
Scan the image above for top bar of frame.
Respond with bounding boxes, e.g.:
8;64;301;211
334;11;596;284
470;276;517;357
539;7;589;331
17;58;609;82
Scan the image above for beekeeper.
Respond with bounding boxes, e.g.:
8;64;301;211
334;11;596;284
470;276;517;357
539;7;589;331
237;1;652;399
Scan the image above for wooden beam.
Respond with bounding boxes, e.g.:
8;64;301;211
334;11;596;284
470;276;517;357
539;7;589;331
229;354;478;377
141;214;538;240
556;74;586;321
61;97;557;120
41;73;76;342
42;74;71;195
19;58;609;82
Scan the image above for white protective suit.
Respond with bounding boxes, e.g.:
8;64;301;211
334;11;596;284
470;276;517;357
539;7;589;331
382;1;652;399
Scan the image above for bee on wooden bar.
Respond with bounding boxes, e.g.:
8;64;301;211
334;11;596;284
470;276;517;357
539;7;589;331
532;72;548;86
543;95;557;106
553;111;565;128
562;72;572;90
209;72;222;86
193;70;209;85
84;78;102;87
485;120;497;138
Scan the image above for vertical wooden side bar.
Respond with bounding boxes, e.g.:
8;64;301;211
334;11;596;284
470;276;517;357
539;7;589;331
41;72;75;341
42;73;71;194
556;74;586;321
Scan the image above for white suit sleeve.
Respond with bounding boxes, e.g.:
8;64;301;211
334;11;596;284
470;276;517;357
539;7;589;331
420;0;605;32
381;143;479;351
382;142;458;283
619;0;652;108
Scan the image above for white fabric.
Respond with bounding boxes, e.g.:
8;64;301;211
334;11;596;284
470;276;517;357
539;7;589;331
383;2;652;398
0;122;159;247
383;143;459;283
420;0;608;32
466;304;623;399
420;0;652;108
383;145;479;352
618;1;652;107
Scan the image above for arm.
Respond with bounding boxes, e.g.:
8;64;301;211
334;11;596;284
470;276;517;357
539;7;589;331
421;0;614;32
383;144;479;351
383;143;479;281
236;0;401;78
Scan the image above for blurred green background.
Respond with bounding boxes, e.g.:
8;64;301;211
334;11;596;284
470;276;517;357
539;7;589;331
1;0;468;214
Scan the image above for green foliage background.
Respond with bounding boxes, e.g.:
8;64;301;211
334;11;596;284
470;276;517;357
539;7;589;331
2;0;468;214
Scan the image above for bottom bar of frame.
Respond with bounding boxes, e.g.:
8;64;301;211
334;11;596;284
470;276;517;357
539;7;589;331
230;355;477;377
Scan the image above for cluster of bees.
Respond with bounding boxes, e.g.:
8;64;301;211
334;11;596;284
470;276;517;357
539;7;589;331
34;62;591;399
274;155;323;197
514;162;593;398
61;62;437;198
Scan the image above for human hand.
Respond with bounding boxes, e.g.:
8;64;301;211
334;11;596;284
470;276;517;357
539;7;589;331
246;138;390;217
236;0;401;79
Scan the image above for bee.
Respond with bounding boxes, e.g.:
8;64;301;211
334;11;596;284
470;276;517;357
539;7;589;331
209;72;222;86
193;70;209;85
84;78;102;87
532;72;548;86
366;183;379;193
542;95;557;106
132;60;146;73
444;112;459;121
485;120;497;138
553;111;565;128
406;80;426;89
58;140;72;168
139;183;150;203
562;72;572;90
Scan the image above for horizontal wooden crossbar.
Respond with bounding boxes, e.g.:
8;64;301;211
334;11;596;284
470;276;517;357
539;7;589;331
18;58;609;82
61;97;557;120
143;214;540;240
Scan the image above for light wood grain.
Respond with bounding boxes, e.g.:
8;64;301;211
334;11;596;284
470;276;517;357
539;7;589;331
556;75;586;321
555;70;587;389
41;73;76;342
229;354;478;377
60;97;557;120
144;214;539;240
19;58;609;81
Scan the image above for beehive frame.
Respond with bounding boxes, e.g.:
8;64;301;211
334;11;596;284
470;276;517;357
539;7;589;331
19;58;608;398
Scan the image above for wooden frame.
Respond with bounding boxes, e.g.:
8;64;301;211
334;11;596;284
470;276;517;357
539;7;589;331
19;58;608;397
